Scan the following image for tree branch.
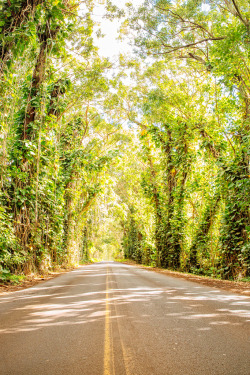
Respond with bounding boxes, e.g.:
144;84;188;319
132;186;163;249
157;37;225;54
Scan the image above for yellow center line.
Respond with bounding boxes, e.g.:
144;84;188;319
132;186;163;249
104;266;114;375
104;266;134;375
113;284;133;375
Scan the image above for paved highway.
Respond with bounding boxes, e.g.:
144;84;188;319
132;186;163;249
0;262;249;375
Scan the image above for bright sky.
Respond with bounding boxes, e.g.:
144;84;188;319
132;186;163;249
93;0;143;58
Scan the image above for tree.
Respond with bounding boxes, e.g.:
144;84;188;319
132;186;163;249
121;0;250;277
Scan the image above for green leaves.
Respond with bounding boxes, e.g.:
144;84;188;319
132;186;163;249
0;0;249;279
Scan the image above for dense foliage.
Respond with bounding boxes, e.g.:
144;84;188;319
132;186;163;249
0;0;249;281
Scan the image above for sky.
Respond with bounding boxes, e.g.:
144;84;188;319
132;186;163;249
93;0;144;59
93;1;211;58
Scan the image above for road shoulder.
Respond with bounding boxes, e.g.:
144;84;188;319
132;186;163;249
0;266;81;295
117;260;250;296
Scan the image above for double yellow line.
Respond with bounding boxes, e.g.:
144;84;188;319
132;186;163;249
104;265;132;375
104;266;114;375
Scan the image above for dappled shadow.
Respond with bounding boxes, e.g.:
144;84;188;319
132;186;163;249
0;262;249;375
0;269;108;335
0;262;249;335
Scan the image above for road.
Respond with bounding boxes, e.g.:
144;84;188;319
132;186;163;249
0;262;249;375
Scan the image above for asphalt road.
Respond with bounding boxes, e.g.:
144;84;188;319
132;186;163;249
0;262;249;375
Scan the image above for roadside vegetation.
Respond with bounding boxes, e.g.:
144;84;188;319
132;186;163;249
0;0;249;284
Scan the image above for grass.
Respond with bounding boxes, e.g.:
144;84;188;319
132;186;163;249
0;270;25;285
239;277;250;282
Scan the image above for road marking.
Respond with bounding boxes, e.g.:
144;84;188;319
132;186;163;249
104;265;133;375
104;266;115;375
113;282;133;375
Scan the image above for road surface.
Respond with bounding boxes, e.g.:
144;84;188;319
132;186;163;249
0;262;249;375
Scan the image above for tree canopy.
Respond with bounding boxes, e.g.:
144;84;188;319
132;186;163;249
0;0;249;282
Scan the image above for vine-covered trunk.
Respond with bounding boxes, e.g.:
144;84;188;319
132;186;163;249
220;158;250;278
200;126;250;278
0;0;42;75
64;178;79;266
10;22;60;272
221;91;250;278
189;194;221;270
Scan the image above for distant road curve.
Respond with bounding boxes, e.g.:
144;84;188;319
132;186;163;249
0;262;249;375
